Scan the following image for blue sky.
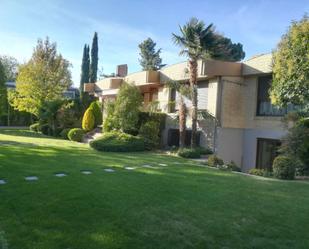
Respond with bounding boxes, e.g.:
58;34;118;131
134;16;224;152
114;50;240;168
0;0;308;86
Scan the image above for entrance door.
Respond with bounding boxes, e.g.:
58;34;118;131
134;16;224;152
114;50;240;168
256;138;281;170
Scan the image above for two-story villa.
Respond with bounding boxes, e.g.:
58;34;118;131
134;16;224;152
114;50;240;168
84;53;292;172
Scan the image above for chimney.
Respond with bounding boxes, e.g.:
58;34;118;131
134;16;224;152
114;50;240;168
116;64;128;77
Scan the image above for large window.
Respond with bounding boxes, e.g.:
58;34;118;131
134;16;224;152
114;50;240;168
256;138;281;170
256;75;286;116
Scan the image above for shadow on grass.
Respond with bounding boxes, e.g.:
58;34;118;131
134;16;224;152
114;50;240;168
0;129;54;139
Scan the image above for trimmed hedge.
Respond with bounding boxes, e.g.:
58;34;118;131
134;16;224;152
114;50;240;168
139;121;160;150
82;107;95;131
68;128;85;142
89;101;102;127
249;168;272;177
273;156;296;180
207;155;224;167
90;131;145;152
177;148;201;158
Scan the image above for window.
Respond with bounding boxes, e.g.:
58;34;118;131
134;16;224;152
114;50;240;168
256;75;286;116
256;138;281;170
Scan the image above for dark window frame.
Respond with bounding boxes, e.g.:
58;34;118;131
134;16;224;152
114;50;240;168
255;138;281;170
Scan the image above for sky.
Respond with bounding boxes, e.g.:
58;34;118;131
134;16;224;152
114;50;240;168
0;0;308;86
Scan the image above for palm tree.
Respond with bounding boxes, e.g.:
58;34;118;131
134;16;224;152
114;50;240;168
172;18;216;148
166;80;191;148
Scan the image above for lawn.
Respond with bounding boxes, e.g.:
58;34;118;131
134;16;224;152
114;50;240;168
0;129;309;249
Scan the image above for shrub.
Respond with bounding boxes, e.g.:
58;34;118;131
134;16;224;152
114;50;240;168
226;161;241;172
195;146;213;155
68;128;85;142
60;128;71;140
207;155;224;167
273;156;296;180
82;107;95;131
177;148;201;158
40;123;50;135
249;168;269;177
103;101;118;132
89;101;102;127
139;121;160;150
29;123;40;132
90;131;145;152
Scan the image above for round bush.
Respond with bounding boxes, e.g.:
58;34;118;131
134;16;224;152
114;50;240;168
68;128;85;142
90;131;145;152
29;123;40;132
207;155;224;167
60;128;71;140
82;108;95;131
273;156;296;180
177;148;201;158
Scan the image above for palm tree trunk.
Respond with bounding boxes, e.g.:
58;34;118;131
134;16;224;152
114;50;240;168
189;59;198;148
179;96;186;148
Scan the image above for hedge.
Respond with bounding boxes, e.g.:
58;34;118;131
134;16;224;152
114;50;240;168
90;131;145;152
68;128;85;142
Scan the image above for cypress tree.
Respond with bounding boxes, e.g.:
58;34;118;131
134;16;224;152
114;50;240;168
80;44;90;94
90;32;98;83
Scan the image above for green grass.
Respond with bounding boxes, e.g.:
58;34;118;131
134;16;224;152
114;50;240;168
0;129;309;249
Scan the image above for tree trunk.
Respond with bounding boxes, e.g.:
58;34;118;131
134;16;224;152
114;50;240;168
189;59;198;148
179;96;186;148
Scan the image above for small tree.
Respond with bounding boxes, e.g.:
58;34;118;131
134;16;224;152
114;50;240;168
114;82;143;132
103;100;117;132
10;37;72;116
0;55;19;82
82;107;95;131
271;15;309;107
138;38;165;71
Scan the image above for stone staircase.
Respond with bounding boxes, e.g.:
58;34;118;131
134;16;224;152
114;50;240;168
83;127;102;143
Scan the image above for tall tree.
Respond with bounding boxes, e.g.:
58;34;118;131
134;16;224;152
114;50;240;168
271;15;309;108
0;61;8;117
90;32;98;83
138;38;165;71
80;44;90;94
0;55;19;82
172;17;245;147
10;37;72;116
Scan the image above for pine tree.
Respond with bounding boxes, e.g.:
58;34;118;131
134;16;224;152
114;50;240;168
90;32;98;83
80;44;90;94
138;38;165;71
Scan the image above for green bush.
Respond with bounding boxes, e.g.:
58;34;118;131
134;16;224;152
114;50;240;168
195;146;213;155
273;156;296;180
90;131;145;152
68;128;85;142
29;123;40;132
139;121;160;150
207;155;224;167
138;112;166;131
249;168;269;177
60;128;71;140
89;101;102;127
226;161;241;172
82;107;95;131
177;148;201;158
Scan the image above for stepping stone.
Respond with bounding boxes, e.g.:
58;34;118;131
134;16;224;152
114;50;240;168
124;167;136;170
25;176;38;181
81;170;92;175
104;169;115;173
142;165;158;169
158;163;168;166
0;179;6;185
54;173;67;177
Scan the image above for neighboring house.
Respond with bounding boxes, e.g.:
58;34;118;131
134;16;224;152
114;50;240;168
5;82;79;100
84;54;293;172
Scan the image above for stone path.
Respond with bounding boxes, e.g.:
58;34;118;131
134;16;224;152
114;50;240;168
0;162;175;185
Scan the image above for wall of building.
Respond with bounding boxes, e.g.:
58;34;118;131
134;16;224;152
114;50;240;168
242;128;287;172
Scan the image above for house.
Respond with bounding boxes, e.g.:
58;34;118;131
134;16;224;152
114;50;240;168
84;53;293;172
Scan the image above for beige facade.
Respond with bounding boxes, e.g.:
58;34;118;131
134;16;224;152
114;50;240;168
85;53;287;171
